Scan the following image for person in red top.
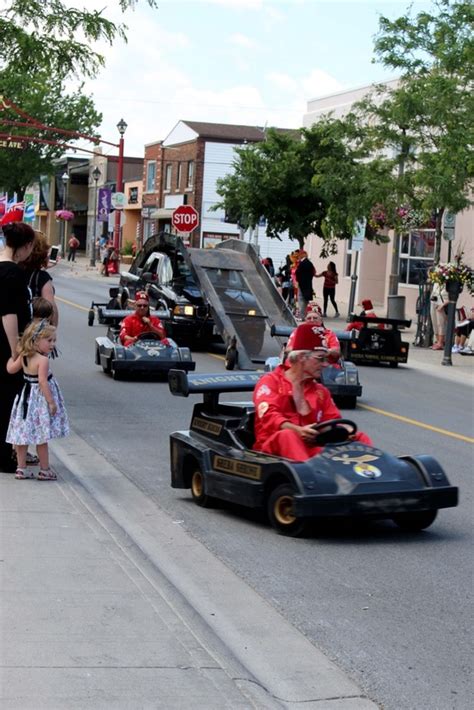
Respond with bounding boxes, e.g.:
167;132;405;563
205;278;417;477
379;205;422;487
345;299;380;333
119;291;167;346
253;322;372;462
314;261;340;318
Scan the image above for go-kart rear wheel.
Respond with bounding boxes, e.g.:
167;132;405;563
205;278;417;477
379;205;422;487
337;395;357;410
392;509;437;531
389;361;399;368
267;484;307;537
225;346;238;370
190;469;213;508
88;308;95;326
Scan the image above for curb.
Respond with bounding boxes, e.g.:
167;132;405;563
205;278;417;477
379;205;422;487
51;433;378;709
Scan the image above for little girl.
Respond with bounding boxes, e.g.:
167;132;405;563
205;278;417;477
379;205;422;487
6;319;69;480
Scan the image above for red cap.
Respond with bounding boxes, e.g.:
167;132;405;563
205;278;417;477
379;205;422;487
289;323;328;352
361;299;373;310
135;291;149;304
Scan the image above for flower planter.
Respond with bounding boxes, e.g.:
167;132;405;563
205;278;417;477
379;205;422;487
120;255;133;265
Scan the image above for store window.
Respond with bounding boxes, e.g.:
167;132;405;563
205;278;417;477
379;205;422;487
165;164;172;191
146;161;156;192
399;229;435;285
187;160;194;188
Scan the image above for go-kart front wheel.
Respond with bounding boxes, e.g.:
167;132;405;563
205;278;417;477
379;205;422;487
225;346;238;370
191;469;214;508
392;509;437;531
88;308;95;326
267;484;307;537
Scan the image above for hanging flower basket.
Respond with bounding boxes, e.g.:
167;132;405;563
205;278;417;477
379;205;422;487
429;259;473;295
55;209;75;221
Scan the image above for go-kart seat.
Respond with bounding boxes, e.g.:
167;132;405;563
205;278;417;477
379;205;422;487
234;411;256;449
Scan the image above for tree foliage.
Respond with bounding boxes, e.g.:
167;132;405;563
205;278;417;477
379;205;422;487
215;122;392;256
355;0;474;263
0;68;102;197
0;1;158;79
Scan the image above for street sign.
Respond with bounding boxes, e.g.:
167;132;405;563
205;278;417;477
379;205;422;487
351;219;366;252
172;205;199;233
108;211;125;231
111;192;125;210
443;211;456;241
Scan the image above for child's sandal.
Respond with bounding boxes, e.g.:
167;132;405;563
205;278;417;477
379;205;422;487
15;468;33;480
38;469;57;481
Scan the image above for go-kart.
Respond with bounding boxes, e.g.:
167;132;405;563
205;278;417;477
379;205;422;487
265;324;362;408
343;315;412;367
95;328;195;380
168;370;458;537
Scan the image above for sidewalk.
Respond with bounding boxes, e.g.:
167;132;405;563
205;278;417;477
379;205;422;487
1;437;377;710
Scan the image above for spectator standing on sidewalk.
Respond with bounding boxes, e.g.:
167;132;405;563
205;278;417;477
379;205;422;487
67;233;80;261
315;261;340;318
430;281;449;350
22;232;59;327
295;250;315;318
6;320;69;480
0;221;35;473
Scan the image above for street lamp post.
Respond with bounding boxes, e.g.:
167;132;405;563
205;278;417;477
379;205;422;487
60;171;69;257
113;118;127;252
90;166;101;267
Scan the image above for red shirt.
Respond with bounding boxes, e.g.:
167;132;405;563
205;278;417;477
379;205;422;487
119;313;165;345
253;365;341;451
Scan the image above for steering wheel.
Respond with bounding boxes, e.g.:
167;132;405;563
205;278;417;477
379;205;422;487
135;332;161;341
311;419;358;446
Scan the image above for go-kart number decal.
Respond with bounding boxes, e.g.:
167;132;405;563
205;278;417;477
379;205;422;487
192;417;223;435
213;456;262;480
331;453;380;465
353;463;382;478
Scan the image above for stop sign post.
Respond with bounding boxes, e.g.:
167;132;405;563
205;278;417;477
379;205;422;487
172;205;199;233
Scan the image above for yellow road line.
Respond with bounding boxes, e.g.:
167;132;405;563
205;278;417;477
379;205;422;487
57;296;89;312
207;352;225;361
358;403;474;444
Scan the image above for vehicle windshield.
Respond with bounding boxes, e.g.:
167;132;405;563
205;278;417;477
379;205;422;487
206;268;262;315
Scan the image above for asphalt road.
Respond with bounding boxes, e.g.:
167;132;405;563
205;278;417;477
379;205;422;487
52;268;472;710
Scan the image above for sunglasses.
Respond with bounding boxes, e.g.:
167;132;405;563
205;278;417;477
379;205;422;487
136;303;148;308
308;354;328;362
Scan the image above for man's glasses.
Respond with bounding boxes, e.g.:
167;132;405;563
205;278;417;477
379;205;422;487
308;354;328;362
136;304;148;308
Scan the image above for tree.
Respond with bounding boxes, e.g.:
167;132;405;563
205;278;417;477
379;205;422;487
0;1;158;79
0;68;102;197
215;122;392;256
354;0;473;284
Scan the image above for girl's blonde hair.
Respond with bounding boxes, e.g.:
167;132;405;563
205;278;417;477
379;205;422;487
17;320;57;358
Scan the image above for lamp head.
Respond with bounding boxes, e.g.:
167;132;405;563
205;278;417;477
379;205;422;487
92;166;101;182
117;118;128;136
61;171;69;185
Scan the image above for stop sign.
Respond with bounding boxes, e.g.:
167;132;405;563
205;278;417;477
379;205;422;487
172;205;199;233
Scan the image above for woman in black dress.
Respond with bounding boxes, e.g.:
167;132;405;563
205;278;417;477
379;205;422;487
0;222;35;472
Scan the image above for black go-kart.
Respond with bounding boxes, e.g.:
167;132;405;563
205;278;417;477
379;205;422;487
265;324;362;409
343;315;412;367
168;370;458;537
91;294;195;380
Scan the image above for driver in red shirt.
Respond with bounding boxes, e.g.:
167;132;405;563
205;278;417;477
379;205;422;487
119;291;168;346
253;322;372;461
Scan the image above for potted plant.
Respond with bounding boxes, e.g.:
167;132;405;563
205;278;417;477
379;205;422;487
120;240;135;264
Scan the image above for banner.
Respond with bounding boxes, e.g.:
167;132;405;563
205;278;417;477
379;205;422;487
23;193;35;222
97;187;112;222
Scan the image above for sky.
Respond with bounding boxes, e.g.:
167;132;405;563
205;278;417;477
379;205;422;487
77;0;434;158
